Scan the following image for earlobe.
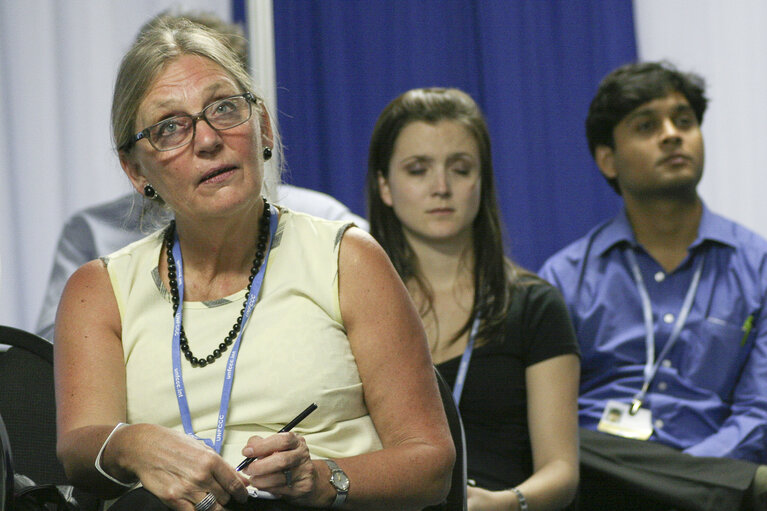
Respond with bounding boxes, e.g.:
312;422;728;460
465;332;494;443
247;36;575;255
119;151;148;195
377;172;394;207
595;145;617;181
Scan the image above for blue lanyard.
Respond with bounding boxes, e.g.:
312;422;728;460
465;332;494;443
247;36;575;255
625;249;704;414
452;316;481;407
171;206;277;453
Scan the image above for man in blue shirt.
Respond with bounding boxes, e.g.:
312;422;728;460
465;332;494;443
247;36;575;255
540;61;767;510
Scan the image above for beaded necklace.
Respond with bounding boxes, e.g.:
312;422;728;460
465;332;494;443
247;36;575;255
163;197;271;368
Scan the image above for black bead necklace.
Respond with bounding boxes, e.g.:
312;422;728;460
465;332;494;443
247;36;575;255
164;197;271;368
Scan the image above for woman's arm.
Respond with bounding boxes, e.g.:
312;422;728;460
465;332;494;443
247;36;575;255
467;354;580;511
518;354;580;509
291;227;455;510
54;260;248;508
55;260;130;494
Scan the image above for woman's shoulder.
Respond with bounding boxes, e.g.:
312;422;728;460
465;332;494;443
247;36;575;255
495;268;579;362
279;207;357;235
279;206;351;225
506;269;572;326
58;258;121;343
279;207;372;253
509;268;561;301
101;227;166;264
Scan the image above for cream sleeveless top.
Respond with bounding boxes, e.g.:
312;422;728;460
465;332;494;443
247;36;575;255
105;208;382;466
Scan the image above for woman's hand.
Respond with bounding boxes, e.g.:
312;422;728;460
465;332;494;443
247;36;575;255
467;485;516;511
55;260;251;511
113;424;250;511
239;432;323;505
55;260;252;511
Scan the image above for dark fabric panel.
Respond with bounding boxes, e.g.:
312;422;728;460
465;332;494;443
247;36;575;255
110;487;317;510
579;428;755;510
231;0;247;27
272;0;635;270
0;347;65;485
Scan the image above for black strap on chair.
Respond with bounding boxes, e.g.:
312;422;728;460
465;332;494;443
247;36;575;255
428;367;468;511
0;412;13;511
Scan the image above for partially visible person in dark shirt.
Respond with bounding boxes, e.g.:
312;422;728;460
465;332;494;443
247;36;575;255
367;87;580;511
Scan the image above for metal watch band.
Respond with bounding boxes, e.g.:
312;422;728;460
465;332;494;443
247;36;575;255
331;488;346;508
323;459;348;508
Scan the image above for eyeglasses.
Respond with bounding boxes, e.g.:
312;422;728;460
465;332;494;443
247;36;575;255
127;92;258;152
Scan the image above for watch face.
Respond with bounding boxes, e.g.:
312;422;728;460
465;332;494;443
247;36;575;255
331;471;350;492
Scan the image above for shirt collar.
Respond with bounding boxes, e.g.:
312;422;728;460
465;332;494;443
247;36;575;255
593;202;735;257
693;203;736;249
592;209;635;256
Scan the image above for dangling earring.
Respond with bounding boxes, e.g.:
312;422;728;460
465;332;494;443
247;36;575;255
263;147;272;161
144;184;157;199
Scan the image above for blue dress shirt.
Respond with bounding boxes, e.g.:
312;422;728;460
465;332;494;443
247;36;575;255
540;205;767;464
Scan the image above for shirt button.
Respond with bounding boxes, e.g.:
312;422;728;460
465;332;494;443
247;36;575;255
655;419;664;429
663;313;675;324
657;382;668;391
654;271;665;282
662;359;672;368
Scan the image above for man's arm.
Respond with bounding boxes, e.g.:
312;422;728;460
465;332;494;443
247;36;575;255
36;215;98;340
37;193;152;341
683;304;767;464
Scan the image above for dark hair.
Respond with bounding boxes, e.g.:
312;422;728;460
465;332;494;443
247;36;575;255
367;87;522;345
585;61;708;194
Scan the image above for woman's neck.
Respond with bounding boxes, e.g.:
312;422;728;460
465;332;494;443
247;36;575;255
405;232;474;294
404;232;475;362
165;200;269;301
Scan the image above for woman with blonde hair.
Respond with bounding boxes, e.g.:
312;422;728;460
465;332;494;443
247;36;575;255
55;18;454;511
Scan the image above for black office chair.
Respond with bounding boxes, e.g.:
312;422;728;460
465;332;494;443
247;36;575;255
0;325;66;486
428;367;468;511
0;326;104;510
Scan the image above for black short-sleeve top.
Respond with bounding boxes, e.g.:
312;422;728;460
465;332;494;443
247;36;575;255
436;276;580;490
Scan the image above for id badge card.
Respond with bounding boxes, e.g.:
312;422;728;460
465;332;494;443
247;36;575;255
597;399;653;440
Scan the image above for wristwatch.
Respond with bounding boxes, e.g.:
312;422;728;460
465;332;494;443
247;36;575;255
323;459;350;508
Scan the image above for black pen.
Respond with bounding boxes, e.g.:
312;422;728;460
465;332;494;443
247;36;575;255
236;403;318;471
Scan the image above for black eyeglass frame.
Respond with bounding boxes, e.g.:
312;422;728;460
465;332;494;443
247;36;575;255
122;91;258;152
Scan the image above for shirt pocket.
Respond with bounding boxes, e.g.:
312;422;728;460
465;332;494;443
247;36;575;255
679;315;751;398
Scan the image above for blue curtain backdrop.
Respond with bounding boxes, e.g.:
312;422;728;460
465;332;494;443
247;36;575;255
266;0;635;271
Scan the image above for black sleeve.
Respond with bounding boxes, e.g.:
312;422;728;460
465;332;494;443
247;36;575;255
516;278;580;366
